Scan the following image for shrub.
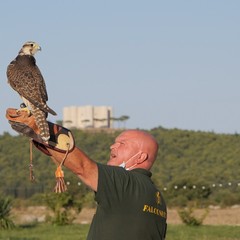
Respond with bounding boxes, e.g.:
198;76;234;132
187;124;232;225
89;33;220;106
178;206;208;226
0;198;15;229
44;192;82;225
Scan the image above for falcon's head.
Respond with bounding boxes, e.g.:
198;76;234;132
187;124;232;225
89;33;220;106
18;41;41;56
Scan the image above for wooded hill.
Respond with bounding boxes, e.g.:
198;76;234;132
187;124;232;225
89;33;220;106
0;127;240;207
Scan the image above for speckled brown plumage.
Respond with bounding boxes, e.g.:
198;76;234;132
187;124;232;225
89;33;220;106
7;41;57;141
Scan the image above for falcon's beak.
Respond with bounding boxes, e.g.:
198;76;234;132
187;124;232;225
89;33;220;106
34;43;41;51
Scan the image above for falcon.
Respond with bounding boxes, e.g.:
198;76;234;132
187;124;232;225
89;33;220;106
7;41;57;142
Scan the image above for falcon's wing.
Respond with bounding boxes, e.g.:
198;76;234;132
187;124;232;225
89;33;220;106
7;58;56;115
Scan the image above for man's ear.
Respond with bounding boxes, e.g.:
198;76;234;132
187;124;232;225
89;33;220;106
137;152;148;164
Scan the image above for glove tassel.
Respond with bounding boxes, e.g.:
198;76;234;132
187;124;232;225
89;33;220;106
54;166;67;193
53;143;70;193
29;140;35;182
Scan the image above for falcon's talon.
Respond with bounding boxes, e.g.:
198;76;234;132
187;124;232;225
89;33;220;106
16;107;31;117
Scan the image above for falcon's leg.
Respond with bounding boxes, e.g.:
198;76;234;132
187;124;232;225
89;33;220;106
18;97;32;116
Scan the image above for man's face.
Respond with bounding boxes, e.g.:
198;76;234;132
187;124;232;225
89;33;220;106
107;132;140;166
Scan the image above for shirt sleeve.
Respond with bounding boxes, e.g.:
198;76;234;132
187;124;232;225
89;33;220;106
95;163;132;208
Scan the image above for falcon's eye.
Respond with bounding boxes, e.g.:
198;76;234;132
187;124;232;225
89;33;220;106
30;44;34;47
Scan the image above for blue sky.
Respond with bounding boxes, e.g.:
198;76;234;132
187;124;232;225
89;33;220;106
0;1;239;135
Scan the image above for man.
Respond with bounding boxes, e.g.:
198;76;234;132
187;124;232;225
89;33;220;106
6;108;167;240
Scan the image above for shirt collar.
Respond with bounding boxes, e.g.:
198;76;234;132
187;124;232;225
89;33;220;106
131;168;152;178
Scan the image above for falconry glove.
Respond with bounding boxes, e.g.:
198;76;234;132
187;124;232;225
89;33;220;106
6;108;75;156
6;108;75;193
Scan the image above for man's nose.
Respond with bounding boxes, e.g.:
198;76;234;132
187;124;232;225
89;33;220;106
110;142;120;149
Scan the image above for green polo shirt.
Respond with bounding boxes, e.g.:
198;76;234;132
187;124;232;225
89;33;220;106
87;163;167;240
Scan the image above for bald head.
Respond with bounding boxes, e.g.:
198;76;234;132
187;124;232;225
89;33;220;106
108;129;159;170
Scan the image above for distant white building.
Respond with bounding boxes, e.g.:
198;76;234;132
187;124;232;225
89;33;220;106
63;105;113;129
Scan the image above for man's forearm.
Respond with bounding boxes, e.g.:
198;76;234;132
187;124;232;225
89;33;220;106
47;147;98;191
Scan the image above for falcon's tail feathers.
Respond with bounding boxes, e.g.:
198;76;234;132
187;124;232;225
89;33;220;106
32;108;50;142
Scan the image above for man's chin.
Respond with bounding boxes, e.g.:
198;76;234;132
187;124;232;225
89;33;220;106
107;159;116;166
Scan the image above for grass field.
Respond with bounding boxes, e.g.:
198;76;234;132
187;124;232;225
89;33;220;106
0;224;240;240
